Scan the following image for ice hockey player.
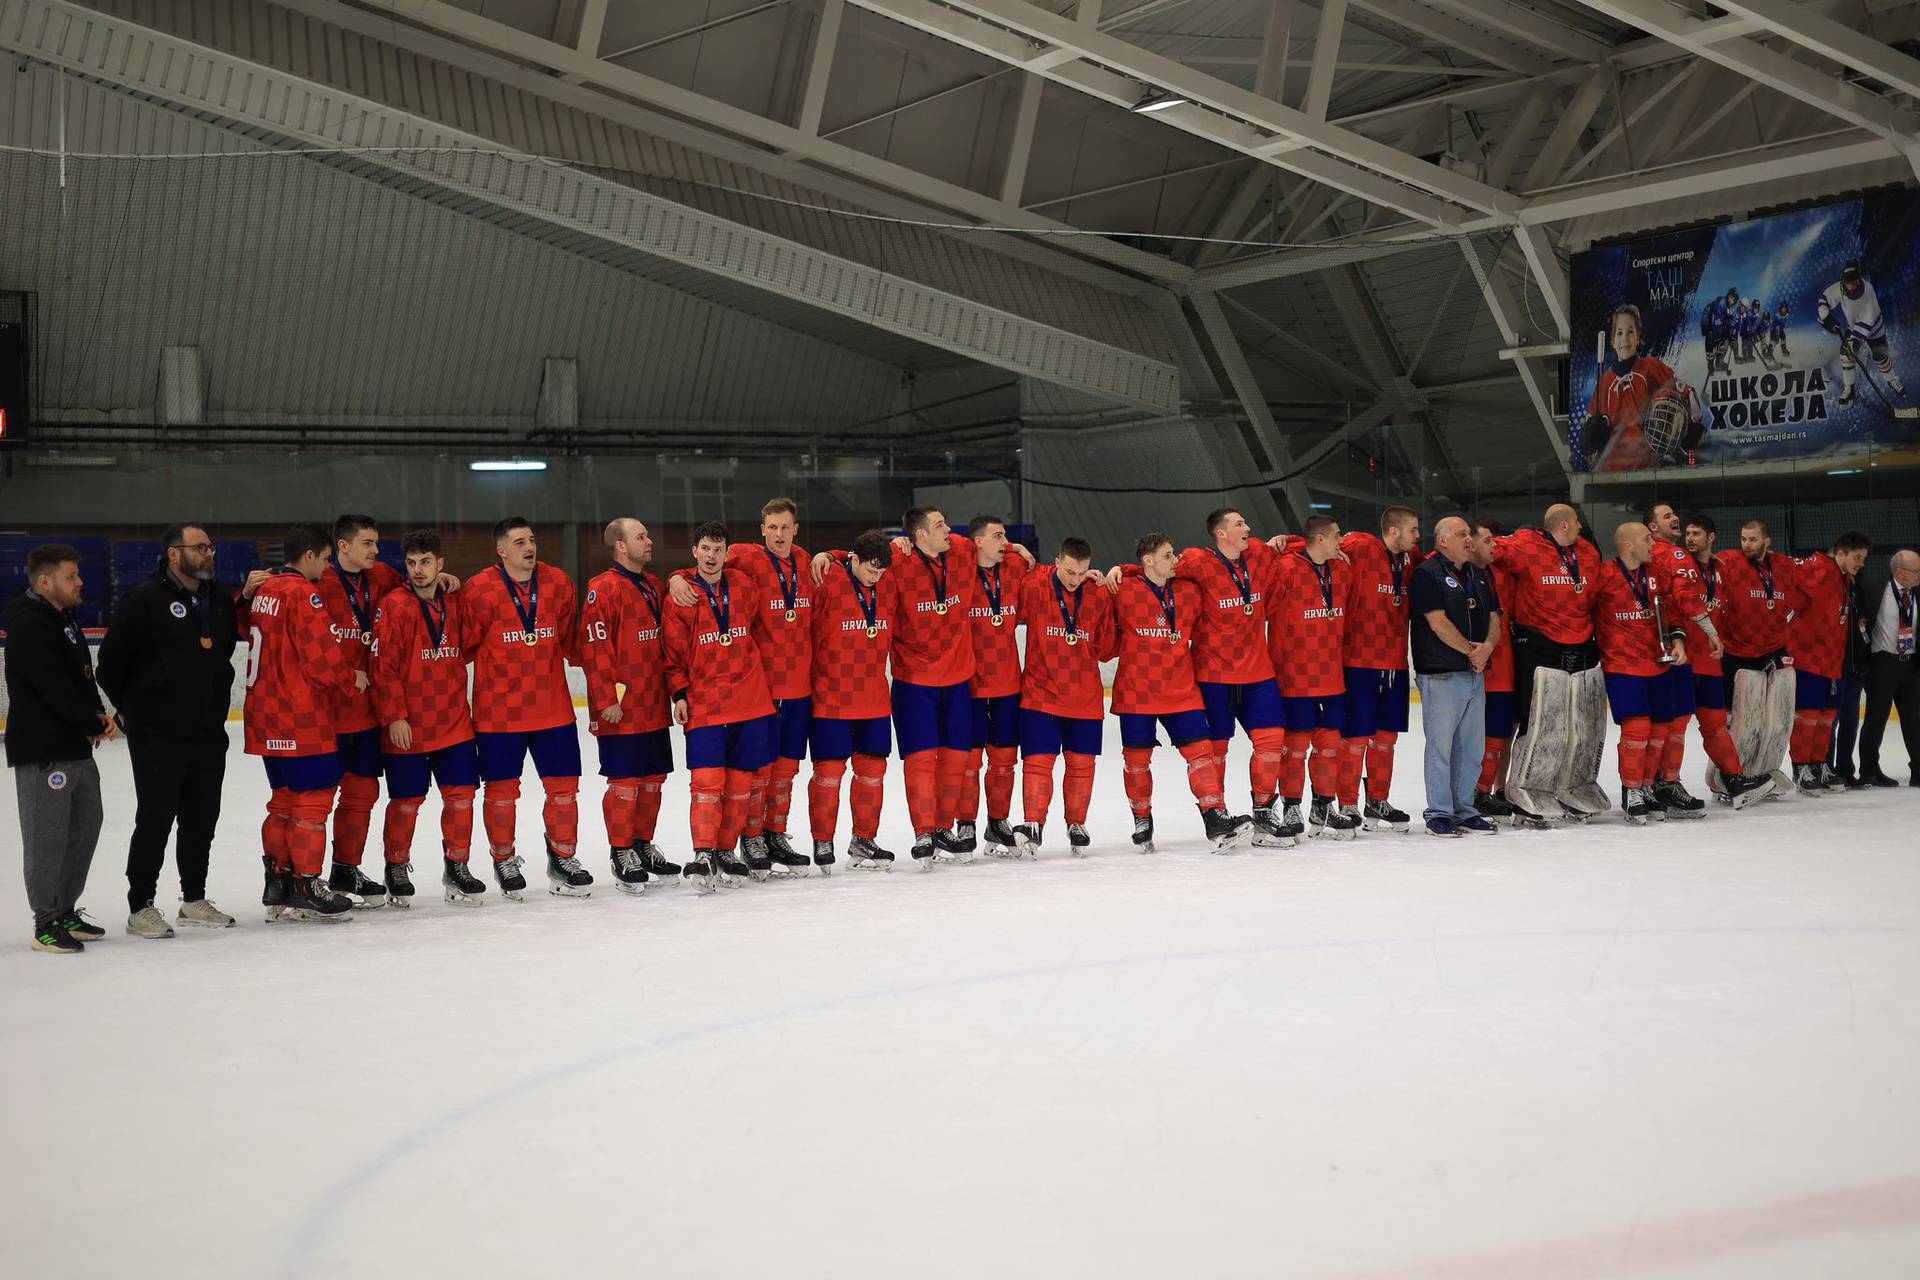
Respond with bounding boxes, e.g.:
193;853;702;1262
1594;524;1687;824
1787;531;1871;793
1681;515;1775;808
1470;519;1522;821
1338;506;1421;833
806;530;899;872
959;515;1030;859
581;518;680;894
1014;538;1117;857
1714;519;1807;795
1820;259;1906;408
1701;286;1739;373
1269;515;1359;840
373;529;483;905
1112;533;1250;853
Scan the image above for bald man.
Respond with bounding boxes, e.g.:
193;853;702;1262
580;517;680;891
1858;549;1920;785
1593;524;1687;822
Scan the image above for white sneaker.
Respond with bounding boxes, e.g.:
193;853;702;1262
177;898;236;929
126;903;176;939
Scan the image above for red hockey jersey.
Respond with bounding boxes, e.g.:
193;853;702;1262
726;542;813;701
1110;574;1205;716
457;562;579;735
1492;530;1601;644
372;586;473;754
579;567;672;737
1173;540;1278;685
887;533;976;688
663;568;774;730
1019;568;1116;720
1267;550;1349;698
1594;560;1671;678
965;556;1030;700
1339;532;1420;671
1713;550;1805;659
810;559;897;720
317;560;405;735
1593;354;1687;473
1484;556;1520;694
1788;552;1852;679
243;569;356;758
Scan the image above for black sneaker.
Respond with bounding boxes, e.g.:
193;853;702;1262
1859;768;1899;788
60;911;106;942
31;924;84;954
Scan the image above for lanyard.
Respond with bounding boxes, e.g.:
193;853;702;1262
1700;557;1717;605
615;565;661;629
1147;577;1179;643
1388;548;1409;600
1897;586;1913;629
1461;565;1483;615
844;559;881;638
1210;547;1255;614
1751;553;1776;609
1310;558;1335;611
1054;575;1085;646
697;573;734;646
1616;559;1654;614
763;546;801;621
334;563;377;644
977;564;1005;626
497;564;540;646
1553;536;1585;594
914;546;950;615
415;589;447;650
183;588;212;650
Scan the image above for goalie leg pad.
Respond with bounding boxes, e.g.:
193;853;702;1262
1555;666;1613;816
1730;667;1773;777
1506;667;1571;819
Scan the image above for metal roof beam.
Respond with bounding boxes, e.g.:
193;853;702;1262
1712;0;1920;101
1416;0;1610;63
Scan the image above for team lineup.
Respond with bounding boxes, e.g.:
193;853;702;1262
194;493;1875;924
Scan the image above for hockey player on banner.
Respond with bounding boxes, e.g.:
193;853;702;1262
1819;259;1915;416
1580;304;1707;472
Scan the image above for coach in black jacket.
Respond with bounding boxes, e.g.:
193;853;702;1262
96;525;256;933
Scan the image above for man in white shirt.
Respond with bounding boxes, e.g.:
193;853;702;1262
1858;549;1920;786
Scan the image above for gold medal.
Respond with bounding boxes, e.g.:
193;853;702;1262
866;625;880;639
199;637;213;650
990;614;1004;627
720;633;733;647
784;608;797;622
1066;633;1079;646
524;632;539;647
1169;633;1180;645
1766;599;1776;611
1243;602;1255;615
934;603;948;616
361;631;374;646
1574;583;1585;594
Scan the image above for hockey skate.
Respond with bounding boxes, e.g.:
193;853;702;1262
909;832;939;869
442;858;486;905
1792;763;1829;796
933;825;977;865
261;857;291;922
1650;779;1705;819
275;874;353;923
383;860;416;908
812;838;836;875
1132;814;1155;854
1202;808;1252;852
547;848;593;897
1307;794;1332;835
1473;790;1514;821
683;851;720;895
762;831;811;878
1319;805;1360;841
609;846;648;896
1838;386;1857;409
328;863;388;909
638;843;682;879
847;836;895;871
1362;798;1411;833
738;836;774;883
1622;786;1658;826
1249;804;1300;849
1011;823;1043;858
947;821;980;854
1067;824;1091;857
712;849;753;887
982;818;1021;858
492;853;528;901
1725;771;1777;809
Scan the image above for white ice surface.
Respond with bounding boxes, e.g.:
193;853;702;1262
3;712;1918;1280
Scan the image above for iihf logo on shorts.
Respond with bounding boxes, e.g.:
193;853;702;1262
169;601;188;619
47;771;67;791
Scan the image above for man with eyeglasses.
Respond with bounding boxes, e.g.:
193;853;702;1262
97;524;247;937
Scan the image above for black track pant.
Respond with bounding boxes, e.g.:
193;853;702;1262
125;733;228;912
1859;652;1920;781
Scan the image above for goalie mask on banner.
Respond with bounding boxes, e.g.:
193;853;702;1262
1570;188;1920;473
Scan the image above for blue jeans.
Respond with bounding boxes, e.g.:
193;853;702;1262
1416;670;1485;823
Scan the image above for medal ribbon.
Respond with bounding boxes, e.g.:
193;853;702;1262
1752;553;1775;605
496;564;539;643
844;559;879;632
1310;558;1335;611
1554;537;1584;591
696;572;731;641
1210;547;1253;608
1147;577;1177;635
1898;585;1913;631
334;564;377;637
914;546;948;611
615;565;662;629
977;564;1003;620
1617;559;1654;615
763;546;800;614
415;589;447;650
1054;575;1084;641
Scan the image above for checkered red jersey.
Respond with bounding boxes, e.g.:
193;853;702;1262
1110;574;1205;716
1484;557;1520;693
1788;553;1851;678
457;563;579;735
809;560;898;719
243;570;355;758
1339;532;1421;670
1593;354;1684;473
726;541;813;700
887;532;976;688
664;568;774;730
1713;550;1805;658
580;568;671;737
1685;555;1729;678
1593;561;1671;678
1266;551;1349;698
1019;568;1117;720
372;586;474;754
1491;530;1601;643
965;555;1030;699
316;561;405;734
1173;539;1278;684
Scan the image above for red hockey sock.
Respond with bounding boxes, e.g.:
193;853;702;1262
1063;752;1096;825
540;775;580;855
286;787;336;876
689;767;726;850
1697;707;1743;776
1789;710;1826;765
1122;746;1155;816
1022;752;1058;825
1618;717;1653;789
903;750;938;835
1659;717;1690;781
984;745;1017;821
955;748;983;823
331;772;380;866
1249;728;1285;806
764;757;800;834
1479;737;1509;793
720;769;755;850
602;779;639;849
1309;727;1342;799
935;747;968;828
1337;737;1365;807
440;784;476;860
262;788;292;871
482;778;521;858
851;753;886;839
381;797;422;863
1644;721;1670;783
1365;731;1398;799
634;776;665;843
1278;730;1312;803
742;767;770;839
1179;739;1223;809
808;758;847;842
1817;709;1838;763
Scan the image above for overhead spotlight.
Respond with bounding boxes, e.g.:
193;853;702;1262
469;458;548;472
1132;89;1188;114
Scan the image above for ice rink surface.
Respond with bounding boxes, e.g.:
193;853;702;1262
3;712;1918;1279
